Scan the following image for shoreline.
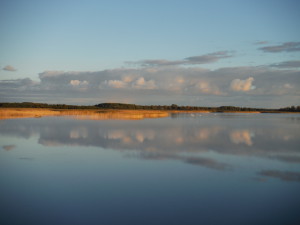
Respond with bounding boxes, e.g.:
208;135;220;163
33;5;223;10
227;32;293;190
1;108;299;120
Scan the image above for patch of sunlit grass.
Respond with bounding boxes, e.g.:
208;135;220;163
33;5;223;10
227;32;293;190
0;108;170;120
0;108;60;119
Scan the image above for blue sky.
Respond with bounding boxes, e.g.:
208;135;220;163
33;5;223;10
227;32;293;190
0;0;300;107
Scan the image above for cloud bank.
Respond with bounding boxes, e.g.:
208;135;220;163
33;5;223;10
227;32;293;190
0;64;299;107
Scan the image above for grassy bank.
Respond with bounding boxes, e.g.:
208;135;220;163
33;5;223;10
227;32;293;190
1;108;299;120
0;108;170;120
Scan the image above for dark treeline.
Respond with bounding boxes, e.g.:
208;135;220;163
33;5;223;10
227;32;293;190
95;103;270;112
1;102;299;112
0;102;97;109
278;105;300;112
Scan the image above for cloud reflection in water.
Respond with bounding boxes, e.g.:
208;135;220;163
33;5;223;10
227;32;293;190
1;114;300;180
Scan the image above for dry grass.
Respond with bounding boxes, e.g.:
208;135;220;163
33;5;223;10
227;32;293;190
0;108;170;120
61;109;170;120
2;108;279;120
0;108;60;119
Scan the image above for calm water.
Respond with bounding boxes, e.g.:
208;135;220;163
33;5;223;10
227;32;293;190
1;113;300;225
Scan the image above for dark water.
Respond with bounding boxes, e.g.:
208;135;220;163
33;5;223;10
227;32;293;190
1;113;300;225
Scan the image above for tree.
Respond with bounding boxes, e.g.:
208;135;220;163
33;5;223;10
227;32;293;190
171;104;178;110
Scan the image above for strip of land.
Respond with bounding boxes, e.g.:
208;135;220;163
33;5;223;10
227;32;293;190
0;102;299;120
0;108;172;120
0;108;296;120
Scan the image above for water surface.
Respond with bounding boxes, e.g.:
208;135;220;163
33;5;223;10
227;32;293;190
1;113;300;225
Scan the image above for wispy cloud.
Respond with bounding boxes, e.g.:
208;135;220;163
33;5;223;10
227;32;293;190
259;42;300;53
3;65;17;72
271;60;300;68
184;51;232;64
254;41;269;45
131;59;184;67
2;145;16;151
127;51;233;67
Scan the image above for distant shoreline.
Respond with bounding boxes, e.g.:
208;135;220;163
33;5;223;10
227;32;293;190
1;102;299;113
0;108;299;120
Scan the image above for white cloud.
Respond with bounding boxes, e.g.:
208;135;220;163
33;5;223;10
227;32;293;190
122;75;135;83
230;77;255;92
101;77;156;90
284;83;293;89
175;77;185;84
167;77;186;92
194;81;223;95
132;77;157;90
70;80;89;86
69;80;89;91
70;80;81;86
106;80;128;89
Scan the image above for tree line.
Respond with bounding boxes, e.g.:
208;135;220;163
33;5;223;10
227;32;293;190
95;103;270;111
0;102;97;109
1;102;299;112
278;105;300;112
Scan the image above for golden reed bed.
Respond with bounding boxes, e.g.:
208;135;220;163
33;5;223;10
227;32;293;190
0;108;266;120
0;108;172;120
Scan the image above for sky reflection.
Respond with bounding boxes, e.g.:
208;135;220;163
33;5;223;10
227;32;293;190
1;114;300;178
1;114;300;225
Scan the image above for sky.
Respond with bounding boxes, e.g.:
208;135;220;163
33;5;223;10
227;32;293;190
0;0;300;108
